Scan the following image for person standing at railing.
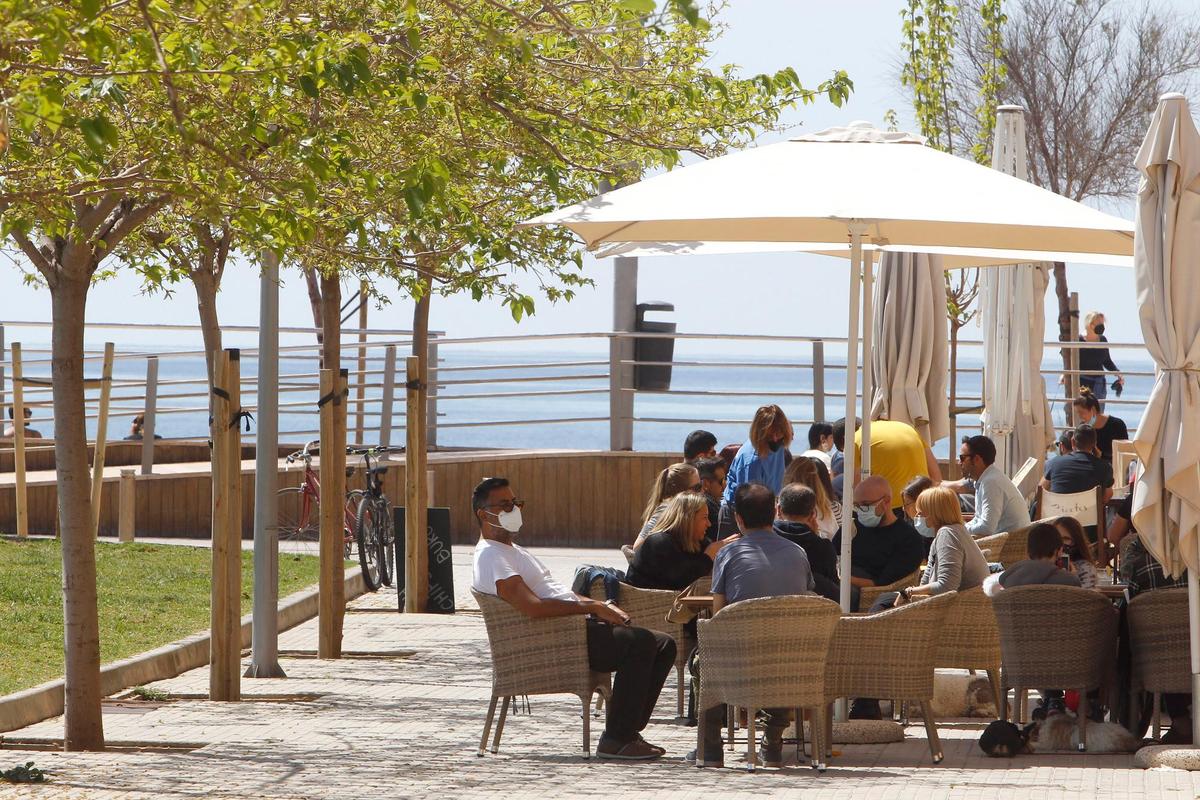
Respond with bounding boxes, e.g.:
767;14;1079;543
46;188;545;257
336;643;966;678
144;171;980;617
717;404;793;538
1077;311;1123;405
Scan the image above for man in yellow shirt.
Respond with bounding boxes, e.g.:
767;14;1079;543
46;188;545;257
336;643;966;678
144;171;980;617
853;420;942;510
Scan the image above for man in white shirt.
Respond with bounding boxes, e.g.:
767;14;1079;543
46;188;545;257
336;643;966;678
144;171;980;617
952;435;1031;537
471;477;676;761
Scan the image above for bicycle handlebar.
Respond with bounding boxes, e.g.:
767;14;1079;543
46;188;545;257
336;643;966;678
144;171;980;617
285;441;406;463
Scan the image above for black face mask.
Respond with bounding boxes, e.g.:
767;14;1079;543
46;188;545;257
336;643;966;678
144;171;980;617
1094;323;1106;335
768;440;782;452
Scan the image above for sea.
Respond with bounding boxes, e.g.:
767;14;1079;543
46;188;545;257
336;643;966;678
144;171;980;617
6;339;1155;459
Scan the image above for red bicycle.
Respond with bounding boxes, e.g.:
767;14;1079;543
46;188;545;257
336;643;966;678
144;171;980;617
277;440;363;573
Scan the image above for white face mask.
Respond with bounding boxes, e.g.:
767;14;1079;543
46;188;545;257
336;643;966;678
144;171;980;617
491;506;523;534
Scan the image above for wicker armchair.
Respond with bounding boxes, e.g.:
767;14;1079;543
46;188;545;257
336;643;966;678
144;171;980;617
588;579;693;716
991;585;1118;750
824;591;957;763
472;589;611;758
994;523;1041;568
932;587;1003;711
696;595;842;771
858;568;923;611
1128;588;1190;738
973;531;1010;562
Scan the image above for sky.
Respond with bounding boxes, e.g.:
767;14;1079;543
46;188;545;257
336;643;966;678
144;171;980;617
0;1;1171;354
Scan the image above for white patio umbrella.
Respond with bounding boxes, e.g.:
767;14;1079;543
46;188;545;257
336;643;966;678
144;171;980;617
870;252;949;445
526;121;1136;613
979;107;1054;476
1131;93;1200;742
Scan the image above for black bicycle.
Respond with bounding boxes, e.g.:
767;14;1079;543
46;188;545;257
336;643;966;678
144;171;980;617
348;445;396;591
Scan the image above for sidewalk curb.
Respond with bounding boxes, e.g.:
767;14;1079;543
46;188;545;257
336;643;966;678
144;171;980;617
0;569;367;734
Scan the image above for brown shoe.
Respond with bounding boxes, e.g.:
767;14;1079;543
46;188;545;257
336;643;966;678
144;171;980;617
597;737;665;761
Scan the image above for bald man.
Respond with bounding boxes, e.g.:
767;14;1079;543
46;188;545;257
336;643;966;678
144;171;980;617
832;476;924;610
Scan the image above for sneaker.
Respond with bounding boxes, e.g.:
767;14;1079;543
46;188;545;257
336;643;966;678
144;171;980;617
596;736;664;761
635;734;666;756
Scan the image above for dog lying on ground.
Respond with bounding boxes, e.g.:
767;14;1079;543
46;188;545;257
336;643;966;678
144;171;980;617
979;714;1140;756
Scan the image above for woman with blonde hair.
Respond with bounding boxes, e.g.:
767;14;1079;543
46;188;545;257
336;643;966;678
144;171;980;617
783;455;842;539
718;404;793;536
626;493;732;591
634;462;700;546
895;486;990;605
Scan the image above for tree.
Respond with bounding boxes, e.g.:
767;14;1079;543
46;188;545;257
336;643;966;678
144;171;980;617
0;0;373;749
940;0;1200;417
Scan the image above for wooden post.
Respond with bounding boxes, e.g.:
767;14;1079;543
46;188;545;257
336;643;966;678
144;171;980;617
426;335;439;449
334;368;348;645
209;348;242;701
10;343;28;539
404;355;429;612
354;282;368;446
318;368;346;658
90;342;114;537
426;469;435;508
140;355;159;475
118;469;135;543
379;345;397;448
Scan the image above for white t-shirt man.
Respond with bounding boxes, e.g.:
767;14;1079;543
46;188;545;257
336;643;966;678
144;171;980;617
472;538;578;602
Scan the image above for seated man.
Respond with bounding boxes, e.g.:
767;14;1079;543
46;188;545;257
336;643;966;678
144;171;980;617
834;476;924;611
695;456;727;544
951;435;1030;537
773;483;839;602
1041;423;1113;541
684;429;718;463
471;477;676;760
3;406;42;439
696;482;813;768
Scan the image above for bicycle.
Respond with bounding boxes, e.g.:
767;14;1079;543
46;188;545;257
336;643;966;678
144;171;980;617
277;440;361;575
347;445;397;591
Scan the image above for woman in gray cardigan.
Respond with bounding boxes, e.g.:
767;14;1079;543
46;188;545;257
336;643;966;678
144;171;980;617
895;485;990;604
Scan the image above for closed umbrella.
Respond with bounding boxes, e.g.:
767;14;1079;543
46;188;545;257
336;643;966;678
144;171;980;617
980;106;1054;476
870;252;949;445
1131;93;1200;742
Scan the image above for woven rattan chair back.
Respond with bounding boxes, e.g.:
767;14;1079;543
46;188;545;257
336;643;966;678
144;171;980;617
473;589;596;700
1129;588;1190;694
697;595;841;711
973;532;1010;562
826;591;956;701
933;587;1001;671
858;568;923;611
992;585;1117;690
994;523;1035;568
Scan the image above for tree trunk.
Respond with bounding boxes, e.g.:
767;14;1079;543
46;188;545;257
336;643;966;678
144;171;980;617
319;273;340;374
191;268;223;391
304;267;324;363
947;319;960;480
52;266;105;751
1053;261;1074;425
411;276;431;385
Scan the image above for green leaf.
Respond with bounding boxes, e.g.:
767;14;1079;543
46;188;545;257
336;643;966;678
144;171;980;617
619;0;657;13
298;75;319;99
78;114;117;155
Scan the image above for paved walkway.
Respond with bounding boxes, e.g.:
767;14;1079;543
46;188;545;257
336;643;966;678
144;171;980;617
2;546;1199;799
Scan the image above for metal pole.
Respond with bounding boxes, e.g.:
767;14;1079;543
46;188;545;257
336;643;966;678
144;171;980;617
839;221;867;615
860;249;875;477
812;340;825;424
90;342;115;538
140;356;158;475
1192;531;1200;745
426;335;439;450
11;342;28;539
247;251;284;678
0;323;6;415
379;344;397;449
1067;291;1081;419
611;254;637;450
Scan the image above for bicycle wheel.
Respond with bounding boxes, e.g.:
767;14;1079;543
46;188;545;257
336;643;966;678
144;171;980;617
344;489;364;561
277;487;319;558
375;497;395;587
355;494;382;591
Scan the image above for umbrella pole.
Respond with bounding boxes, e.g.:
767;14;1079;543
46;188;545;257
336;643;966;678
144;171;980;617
839;221;867;615
861;249;875;477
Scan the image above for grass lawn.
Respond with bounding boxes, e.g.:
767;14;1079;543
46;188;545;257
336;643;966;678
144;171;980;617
0;540;329;697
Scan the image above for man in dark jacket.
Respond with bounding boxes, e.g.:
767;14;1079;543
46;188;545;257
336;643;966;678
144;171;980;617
773;483;839;602
834;476;924;610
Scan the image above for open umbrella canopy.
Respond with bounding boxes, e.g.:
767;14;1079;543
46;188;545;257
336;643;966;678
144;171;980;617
527;121;1135;264
1131;94;1200;578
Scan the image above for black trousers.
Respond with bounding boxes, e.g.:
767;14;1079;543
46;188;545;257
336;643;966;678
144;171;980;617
586;620;676;743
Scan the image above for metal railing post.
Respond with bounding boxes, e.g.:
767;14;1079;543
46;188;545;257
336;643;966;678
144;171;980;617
812;339;826;423
426;334;439;450
140;355;159;475
1067;292;1080;422
608;334;633;450
380;345;397;448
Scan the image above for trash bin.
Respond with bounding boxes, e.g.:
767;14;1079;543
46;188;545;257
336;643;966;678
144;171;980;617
634;302;675;392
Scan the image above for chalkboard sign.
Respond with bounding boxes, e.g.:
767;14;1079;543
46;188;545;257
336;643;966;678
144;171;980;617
394;507;455;614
